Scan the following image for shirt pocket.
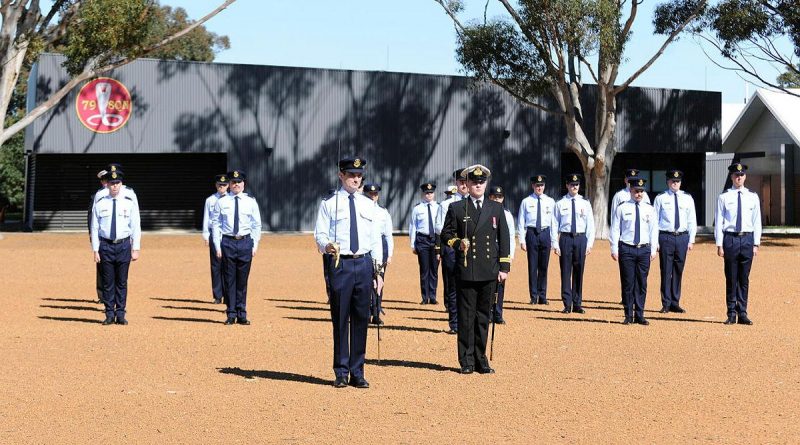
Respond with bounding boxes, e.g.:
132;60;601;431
622;212;635;222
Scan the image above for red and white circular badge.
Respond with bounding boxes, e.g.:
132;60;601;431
75;77;132;133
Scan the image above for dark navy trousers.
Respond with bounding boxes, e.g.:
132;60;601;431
322;253;333;300
658;232;689;309
525;227;551;303
441;246;458;330
221;236;253;319
415;233;439;303
722;232;754;316
456;279;494;369
329;255;373;378
618;243;651;320
208;233;226;302
98;238;132;320
558;233;587;310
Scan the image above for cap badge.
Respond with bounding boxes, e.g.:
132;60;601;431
474;168;482;176
427;184;432;190
233;171;239;178
736;164;742;171
638;179;644;186
353;158;362;168
110;166;117;172
571;175;578;181
631;169;638;176
370;186;376;191
111;172;118;179
673;171;679;178
220;176;227;182
537;176;542;182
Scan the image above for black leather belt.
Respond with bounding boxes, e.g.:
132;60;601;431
725;232;751;237
527;226;550;233
660;231;687;236
340;254;368;259
621;242;650;248
100;237;129;244
560;232;585;237
223;234;250;240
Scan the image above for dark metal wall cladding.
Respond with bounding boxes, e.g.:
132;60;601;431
27;54;720;231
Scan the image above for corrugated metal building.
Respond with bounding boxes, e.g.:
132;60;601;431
24;53;720;231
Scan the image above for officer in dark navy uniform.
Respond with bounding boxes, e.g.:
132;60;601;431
715;162;762;325
211;170;262;325
314;157;384;389
409;182;442;304
441;164;511;375
90;170;141;325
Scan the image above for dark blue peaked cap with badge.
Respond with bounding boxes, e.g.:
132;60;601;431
103;170;124;183
625;168;641;179
489;185;505;196
420;182;436;192
339;157;366;173
227;170;246;181
728;162;748;174
630;177;647;189
364;183;381;192
530;174;546;184
666;169;684;180
566;173;583;184
215;174;229;184
453;168;467;180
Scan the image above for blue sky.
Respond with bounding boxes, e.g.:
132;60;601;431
134;1;796;105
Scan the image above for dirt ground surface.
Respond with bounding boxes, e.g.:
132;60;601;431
1;233;799;444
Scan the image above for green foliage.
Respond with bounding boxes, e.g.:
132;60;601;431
147;6;230;62
653;0;706;35
0;126;25;210
777;66;800;87
61;0;157;75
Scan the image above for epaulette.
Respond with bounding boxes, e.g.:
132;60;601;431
124;196;133;201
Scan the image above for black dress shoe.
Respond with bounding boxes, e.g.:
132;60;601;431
636;317;650;326
670;305;686;313
476;366;495;374
460;366;474;374
116;318;128;325
573;307;585;314
446;328;458;335
224;318;236;325
724;314;737;325
561;308;571;314
429;300;438;305
237;318;251;325
529;300;537;305
213;298;222;304
333;376;348;388
541;300;549;305
494;318;506;325
737;314;753;325
102;317;115;325
623;316;633;325
659;307;670;313
420;300;427;305
370;316;384;325
349;376;369;388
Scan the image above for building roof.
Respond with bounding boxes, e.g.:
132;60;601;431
723;88;800;150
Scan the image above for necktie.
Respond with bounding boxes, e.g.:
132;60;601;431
570;198;576;236
674;192;680;231
349;194;359;253
476;199;481;212
633;202;641;245
233;195;240;235
427;203;434;236
735;191;742;233
110;198;117;240
536;195;542;231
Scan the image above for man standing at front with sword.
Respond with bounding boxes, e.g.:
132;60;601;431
314;157;384;389
441;164;510;375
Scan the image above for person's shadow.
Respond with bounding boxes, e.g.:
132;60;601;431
217;367;331;386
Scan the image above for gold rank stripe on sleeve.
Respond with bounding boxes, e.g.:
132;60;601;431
499;257;512;263
447;238;460;248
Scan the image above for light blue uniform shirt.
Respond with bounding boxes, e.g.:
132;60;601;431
314;189;383;259
409;201;442;248
550;194;596;249
714;187;762;246
611;187;650;220
436;193;465;233
211;192;262;252
609;200;659;256
94;184;138;207
516;193;556;242
653;190;698;243
90;194;141;251
202;192;226;241
374;202;394;258
504;208;516;259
